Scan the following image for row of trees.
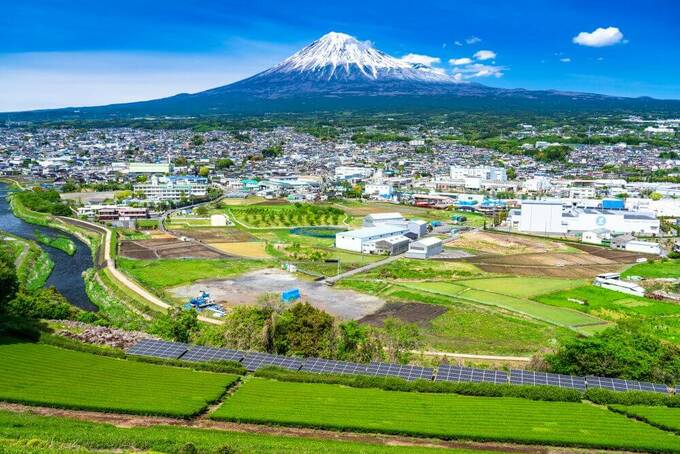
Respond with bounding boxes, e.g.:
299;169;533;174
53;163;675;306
15;188;72;216
180;297;423;364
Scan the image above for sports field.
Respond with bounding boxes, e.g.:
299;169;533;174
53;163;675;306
611;405;680;432
213;378;680;451
0;410;482;454
0;341;237;417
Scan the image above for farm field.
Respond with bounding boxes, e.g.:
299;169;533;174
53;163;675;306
611;405;680;432
447;231;572;256
0;410;482;454
534;285;680;318
334;200;485;227
117;257;270;292
0;341;237;417
229;204;348;228
119;237;225;259
454;277;584;299
622;259;680;278
212;378;680;452
210;241;269;258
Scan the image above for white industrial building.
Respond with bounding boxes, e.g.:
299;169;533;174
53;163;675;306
335;225;409;253
363;212;405;227
133;176;208;202
406;237;444;259
624;240;662;255
513;200;660;236
450;166;507;181
594;273;645;297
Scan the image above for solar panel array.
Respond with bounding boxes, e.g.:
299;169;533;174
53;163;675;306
181;345;244;363
301;358;369;376
125;339;673;393
241;352;303;372
510;370;585;391
365;363;434;381
586;376;668;394
126;339;188;359
436;365;508;384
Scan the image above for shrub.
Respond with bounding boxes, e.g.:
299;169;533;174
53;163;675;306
254;367;582;402
585;388;680;407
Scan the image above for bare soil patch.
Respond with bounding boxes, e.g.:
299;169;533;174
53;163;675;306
448;232;569;256
571;244;649;263
169;268;385;320
359;302;447;327
119;238;224;259
173;227;257;243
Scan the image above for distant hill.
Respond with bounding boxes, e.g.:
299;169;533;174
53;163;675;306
6;31;680;120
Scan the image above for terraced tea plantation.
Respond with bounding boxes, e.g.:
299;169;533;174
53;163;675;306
612;405;680;432
213;378;680;452
0;341;237;417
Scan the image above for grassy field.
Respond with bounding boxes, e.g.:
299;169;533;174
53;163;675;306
455;277;584;299
622;259;680;278
359;259;485;280
534;285;680;318
0;410;483;454
213;378;680;452
117;257;270;292
83;269;149;331
0;341;237;417
611;405;680;433
398;281;604;332
2;232;54;290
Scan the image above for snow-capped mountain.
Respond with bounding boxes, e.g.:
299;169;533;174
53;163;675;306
254;31;454;83
8;31;680;119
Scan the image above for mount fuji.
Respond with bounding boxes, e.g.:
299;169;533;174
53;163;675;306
8;31;680;119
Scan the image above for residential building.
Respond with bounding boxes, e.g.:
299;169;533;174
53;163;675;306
133;175;208;202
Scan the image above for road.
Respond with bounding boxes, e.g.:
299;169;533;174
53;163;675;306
62;216;223;325
323;253;402;285
411;350;531;363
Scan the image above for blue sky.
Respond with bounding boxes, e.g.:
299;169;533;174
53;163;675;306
2;0;679;111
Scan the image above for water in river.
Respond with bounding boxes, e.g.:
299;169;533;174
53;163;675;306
0;182;96;311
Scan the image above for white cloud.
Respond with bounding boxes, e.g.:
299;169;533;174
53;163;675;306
399;53;441;67
451;63;506;79
560;57;571;63
449;57;472;66
473;50;496;61
454;40;463;46
572;27;624;47
465;36;482;44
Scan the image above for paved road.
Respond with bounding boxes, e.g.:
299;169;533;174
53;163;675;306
411;350;531;363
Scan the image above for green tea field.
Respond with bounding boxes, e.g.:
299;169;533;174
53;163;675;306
0;341;237;417
213;378;680;452
612;405;680;433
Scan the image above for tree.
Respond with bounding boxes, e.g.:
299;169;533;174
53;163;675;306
150;307;199;343
546;321;680;384
216;158;234;169
274;302;335;357
191;134;205;146
650;192;663;201
0;246;18;311
60;181;79;193
381;317;422;364
7;287;79;320
194;205;209;216
337;321;383;362
506;167;517;180
198;166;210;177
219;305;278;352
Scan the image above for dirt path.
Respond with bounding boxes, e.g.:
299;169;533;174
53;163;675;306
0;402;612;454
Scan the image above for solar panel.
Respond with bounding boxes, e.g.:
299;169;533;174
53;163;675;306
181;346;245;363
586;376;668;393
365;362;433;381
435;365;508;384
127;339;188;359
301;358;369;376
509;370;585;390
241;352;303;372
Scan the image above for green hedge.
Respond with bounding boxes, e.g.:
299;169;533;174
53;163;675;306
585;388;680;407
254;367;582;402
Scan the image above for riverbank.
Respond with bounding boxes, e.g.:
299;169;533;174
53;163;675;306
34;230;77;256
0;230;54;290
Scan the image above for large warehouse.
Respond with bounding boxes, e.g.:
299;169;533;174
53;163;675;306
512;200;660;236
335;225;409;253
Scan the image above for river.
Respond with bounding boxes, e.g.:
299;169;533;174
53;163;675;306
0;182;96;311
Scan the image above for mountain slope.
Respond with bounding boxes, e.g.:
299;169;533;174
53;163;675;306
6;31;680;119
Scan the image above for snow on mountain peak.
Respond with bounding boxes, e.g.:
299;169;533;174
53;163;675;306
263;31;455;83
